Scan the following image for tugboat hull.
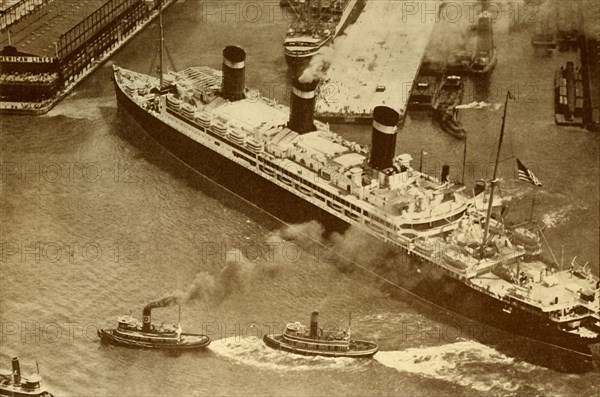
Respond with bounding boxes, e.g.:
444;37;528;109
263;334;378;358
97;329;211;350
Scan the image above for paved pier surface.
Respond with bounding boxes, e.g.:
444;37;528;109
314;0;437;122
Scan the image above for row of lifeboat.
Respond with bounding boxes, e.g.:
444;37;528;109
165;95;264;154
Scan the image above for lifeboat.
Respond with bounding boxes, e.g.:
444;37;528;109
443;247;471;270
277;174;294;187
181;103;195;119
259;165;276;177
228;126;246;145
194;112;211;128
296;183;312;196
512;227;540;246
211;120;227;136
166;94;181;111
245;138;263;153
415;239;436;255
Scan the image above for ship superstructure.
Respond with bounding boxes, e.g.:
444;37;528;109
113;41;599;364
284;0;358;67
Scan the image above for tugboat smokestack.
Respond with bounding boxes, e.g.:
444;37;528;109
369;106;400;171
11;357;21;384
221;46;246;101
288;78;318;134
441;165;450;183
310;311;319;339
142;307;152;333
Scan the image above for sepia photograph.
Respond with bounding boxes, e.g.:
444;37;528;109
0;0;598;395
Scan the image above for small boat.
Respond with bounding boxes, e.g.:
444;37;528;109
434;108;466;140
470;13;498;74
0;357;53;397
98;305;210;350
432;75;464;110
263;311;378;358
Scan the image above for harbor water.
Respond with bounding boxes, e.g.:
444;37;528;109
1;1;598;395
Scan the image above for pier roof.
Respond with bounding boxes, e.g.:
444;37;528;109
1;0;108;58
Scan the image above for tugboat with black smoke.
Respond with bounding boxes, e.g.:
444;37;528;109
470;11;497;74
98;299;210;350
264;312;378;357
0;357;53;397
432;75;466;139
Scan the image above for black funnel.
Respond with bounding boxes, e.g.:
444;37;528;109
309;311;319;339
288;78;318;134
142;307;152;333
369;106;400;171
12;357;21;384
441;164;450;183
221;46;246;101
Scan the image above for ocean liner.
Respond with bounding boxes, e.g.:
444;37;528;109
112;11;600;369
284;0;360;68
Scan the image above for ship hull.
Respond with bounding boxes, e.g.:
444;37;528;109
114;79;599;371
97;329;211;350
390;256;600;371
263;334;378;358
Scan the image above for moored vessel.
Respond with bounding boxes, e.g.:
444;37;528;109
97;305;210;350
263;312;378;357
284;0;359;69
0;357;53;397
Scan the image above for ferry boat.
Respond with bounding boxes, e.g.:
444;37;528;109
97;305;210;350
284;0;361;68
263;312;378;357
112;12;600;369
470;12;497;75
0;357;53;397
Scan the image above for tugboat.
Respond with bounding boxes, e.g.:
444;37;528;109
263;311;378;358
0;357;53;397
433;75;464;110
470;12;497;74
434;108;466;140
97;305;210;350
432;75;466;139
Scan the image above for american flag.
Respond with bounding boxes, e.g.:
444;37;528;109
516;158;542;186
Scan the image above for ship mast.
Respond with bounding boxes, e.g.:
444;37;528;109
347;312;352;338
480;91;511;257
158;0;164;88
